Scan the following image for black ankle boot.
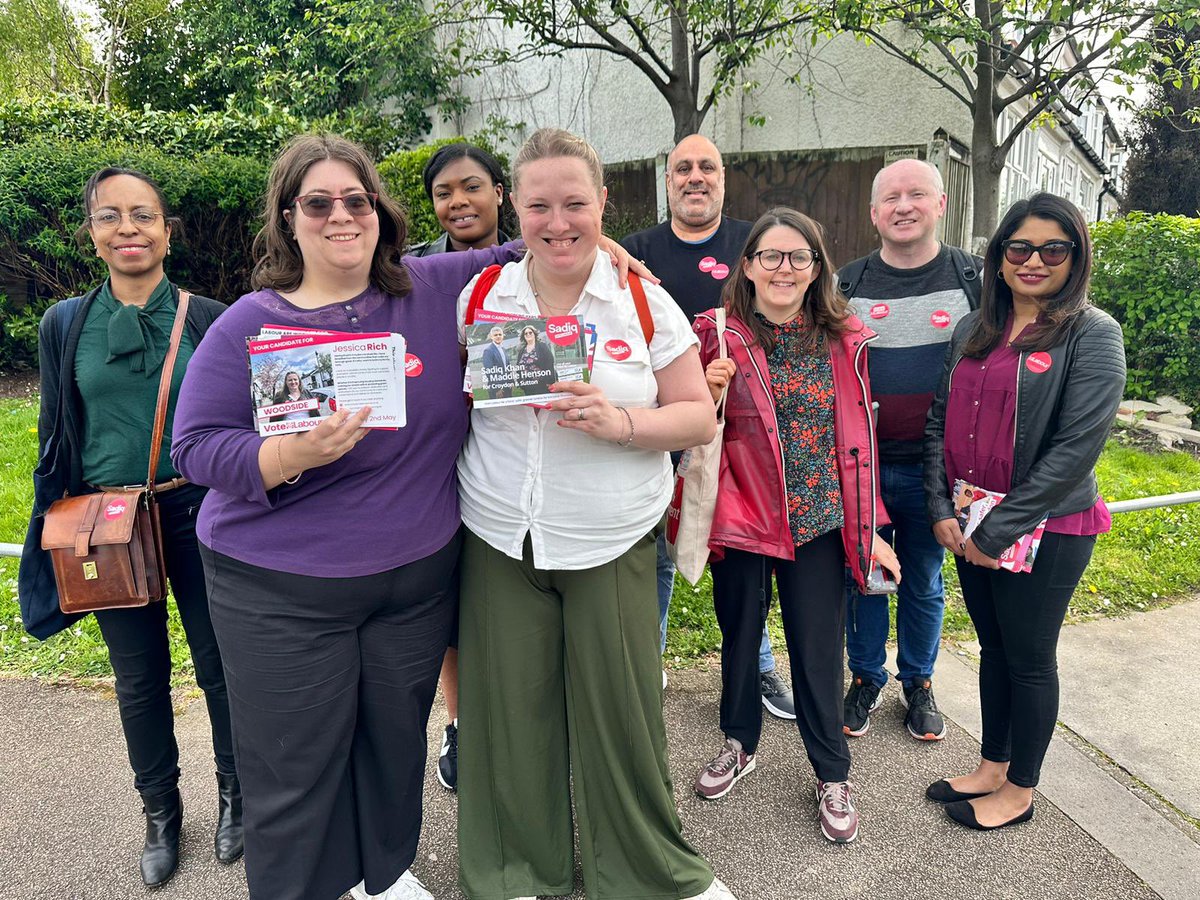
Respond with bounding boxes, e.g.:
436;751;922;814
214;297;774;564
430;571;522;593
139;788;182;887
214;771;244;863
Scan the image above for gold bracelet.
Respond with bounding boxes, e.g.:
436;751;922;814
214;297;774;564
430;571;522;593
276;435;301;485
616;406;635;447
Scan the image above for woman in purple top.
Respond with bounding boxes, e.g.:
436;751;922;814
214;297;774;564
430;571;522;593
923;193;1125;832
173;134;646;900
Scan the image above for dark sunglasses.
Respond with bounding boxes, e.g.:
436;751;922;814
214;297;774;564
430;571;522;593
1001;239;1075;267
291;192;379;219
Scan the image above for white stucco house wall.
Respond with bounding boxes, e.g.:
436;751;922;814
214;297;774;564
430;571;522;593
436;20;1125;234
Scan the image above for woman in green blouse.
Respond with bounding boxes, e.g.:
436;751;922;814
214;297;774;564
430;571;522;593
25;168;239;887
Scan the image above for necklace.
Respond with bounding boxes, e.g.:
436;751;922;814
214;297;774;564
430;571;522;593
528;262;577;312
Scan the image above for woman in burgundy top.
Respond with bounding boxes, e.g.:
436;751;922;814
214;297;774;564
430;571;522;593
923;192;1126;831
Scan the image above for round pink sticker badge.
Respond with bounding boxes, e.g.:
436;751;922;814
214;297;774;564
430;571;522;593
404;353;423;377
1026;352;1052;374
870;303;890;319
605;340;632;361
930;310;952;329
710;263;730;280
103;499;128;521
698;256;717;273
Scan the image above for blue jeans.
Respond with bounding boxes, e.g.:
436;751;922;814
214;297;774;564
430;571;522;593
844;462;945;689
657;533;775;673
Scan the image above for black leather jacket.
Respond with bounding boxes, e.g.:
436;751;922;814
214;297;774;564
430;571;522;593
923;305;1126;559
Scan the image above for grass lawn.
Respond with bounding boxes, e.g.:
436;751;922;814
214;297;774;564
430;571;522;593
2;396;1198;683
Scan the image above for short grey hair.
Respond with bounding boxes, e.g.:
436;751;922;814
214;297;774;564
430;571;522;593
870;159;945;206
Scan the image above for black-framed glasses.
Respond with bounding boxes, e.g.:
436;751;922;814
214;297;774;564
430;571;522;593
291;192;378;219
87;209;164;229
1002;239;1075;267
750;248;820;271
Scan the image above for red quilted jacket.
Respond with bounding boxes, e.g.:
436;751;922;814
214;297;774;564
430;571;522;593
694;310;889;591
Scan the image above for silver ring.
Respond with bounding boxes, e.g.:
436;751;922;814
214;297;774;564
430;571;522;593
578;408;586;421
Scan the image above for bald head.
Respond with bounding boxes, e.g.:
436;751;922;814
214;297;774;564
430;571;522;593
666;134;725;231
869;158;947;257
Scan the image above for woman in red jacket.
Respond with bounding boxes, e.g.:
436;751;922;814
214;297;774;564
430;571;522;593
692;207;899;844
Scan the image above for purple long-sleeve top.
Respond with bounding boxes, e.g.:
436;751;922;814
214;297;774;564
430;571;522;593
172;246;521;578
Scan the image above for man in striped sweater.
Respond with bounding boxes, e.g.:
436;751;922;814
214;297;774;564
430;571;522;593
838;158;981;742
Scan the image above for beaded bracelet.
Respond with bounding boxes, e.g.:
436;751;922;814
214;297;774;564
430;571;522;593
276;435;301;485
616;406;635;448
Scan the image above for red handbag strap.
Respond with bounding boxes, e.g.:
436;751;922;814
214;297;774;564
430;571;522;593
628;273;655;346
145;290;190;490
464;265;504;325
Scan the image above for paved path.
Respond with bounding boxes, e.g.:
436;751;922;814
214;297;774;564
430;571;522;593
2;603;1198;900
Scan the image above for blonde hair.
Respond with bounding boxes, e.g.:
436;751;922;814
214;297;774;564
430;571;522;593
512;128;604;192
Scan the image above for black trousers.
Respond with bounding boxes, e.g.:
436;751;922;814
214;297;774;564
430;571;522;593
93;483;235;797
201;530;460;900
711;530;851;782
955;531;1096;788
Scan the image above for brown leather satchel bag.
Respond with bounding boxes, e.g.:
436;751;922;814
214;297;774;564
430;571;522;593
41;290;191;614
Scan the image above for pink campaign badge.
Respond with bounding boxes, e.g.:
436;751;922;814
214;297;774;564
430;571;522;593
930;310;952;329
1026;352;1052;374
710;263;730;280
103;499;128;521
605;340;632;361
698;256;717;273
870;303;890;319
404;354;423;377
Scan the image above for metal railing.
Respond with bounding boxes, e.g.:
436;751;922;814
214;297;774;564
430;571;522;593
2;491;1198;561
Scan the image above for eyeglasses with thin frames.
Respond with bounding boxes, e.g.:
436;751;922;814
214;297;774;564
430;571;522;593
291;193;379;219
749;248;820;271
1001;239;1075;267
87;209;164;230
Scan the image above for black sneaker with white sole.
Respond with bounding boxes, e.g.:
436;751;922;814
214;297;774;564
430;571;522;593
842;676;883;737
901;679;947;741
760;669;797;720
437;722;458;791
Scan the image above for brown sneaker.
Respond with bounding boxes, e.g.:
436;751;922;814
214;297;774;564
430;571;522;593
815;780;859;843
694;739;756;800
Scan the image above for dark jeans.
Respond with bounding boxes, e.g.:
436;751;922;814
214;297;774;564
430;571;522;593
955;532;1096;788
202;531;460;900
711;531;850;782
845;461;947;688
93;483;235;797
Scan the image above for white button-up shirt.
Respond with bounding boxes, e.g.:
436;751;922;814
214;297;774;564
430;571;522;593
456;250;699;570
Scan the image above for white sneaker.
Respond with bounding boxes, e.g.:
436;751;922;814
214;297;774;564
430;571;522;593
662;668;669;690
350;869;433;900
683;876;738;900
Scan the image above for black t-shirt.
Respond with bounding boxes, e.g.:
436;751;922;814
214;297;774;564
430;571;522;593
621;218;753;321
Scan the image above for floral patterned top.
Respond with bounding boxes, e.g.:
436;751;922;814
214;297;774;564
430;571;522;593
762;314;845;547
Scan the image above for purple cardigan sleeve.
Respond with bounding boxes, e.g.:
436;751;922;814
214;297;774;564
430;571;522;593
172;305;276;507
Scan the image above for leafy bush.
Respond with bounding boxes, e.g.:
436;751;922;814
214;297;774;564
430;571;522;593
0;140;268;367
1091;213;1200;405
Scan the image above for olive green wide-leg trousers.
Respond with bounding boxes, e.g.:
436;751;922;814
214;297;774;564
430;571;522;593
457;528;714;900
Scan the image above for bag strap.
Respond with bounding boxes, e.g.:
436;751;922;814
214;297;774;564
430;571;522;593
145;290;191;491
837;256;869;299
627;273;655;346
464;265;504;326
714;307;729;417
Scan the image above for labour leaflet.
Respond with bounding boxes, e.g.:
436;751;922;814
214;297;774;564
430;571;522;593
952;479;1047;573
464;314;589;409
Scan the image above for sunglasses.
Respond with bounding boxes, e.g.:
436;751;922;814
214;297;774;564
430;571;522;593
291;192;379;219
1001;239;1075;267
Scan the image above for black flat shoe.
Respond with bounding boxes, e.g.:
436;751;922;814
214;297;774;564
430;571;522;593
926;779;993;803
945;799;1034;830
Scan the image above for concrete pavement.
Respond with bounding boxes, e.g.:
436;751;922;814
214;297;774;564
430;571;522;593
2;602;1198;900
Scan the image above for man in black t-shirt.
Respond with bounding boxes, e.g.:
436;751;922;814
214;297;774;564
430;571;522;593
622;135;795;720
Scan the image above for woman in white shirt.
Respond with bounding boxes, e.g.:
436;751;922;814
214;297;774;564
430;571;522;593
455;128;733;900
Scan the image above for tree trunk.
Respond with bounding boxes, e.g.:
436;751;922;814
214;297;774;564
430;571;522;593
969;47;1003;247
672;105;705;143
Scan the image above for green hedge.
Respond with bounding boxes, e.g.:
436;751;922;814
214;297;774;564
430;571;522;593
1090;213;1200;405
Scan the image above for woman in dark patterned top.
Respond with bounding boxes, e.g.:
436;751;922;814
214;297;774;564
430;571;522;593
691;208;899;844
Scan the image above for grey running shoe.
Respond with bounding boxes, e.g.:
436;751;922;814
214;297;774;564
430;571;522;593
695;739;756;800
760;669;797;720
816;780;859;843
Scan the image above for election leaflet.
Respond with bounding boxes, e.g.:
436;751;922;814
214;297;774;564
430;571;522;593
464;314;589;409
952;479;1048;573
248;327;406;435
